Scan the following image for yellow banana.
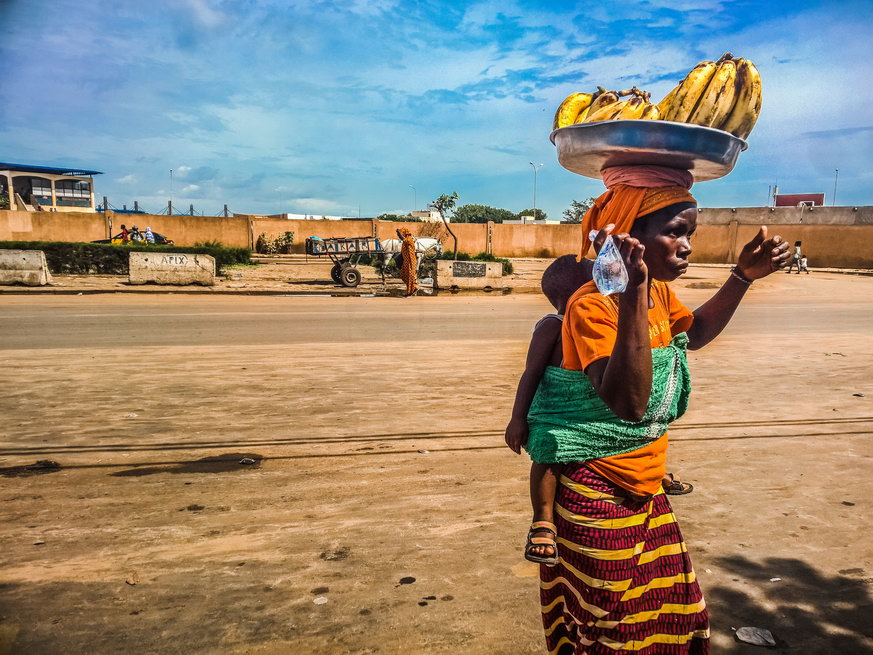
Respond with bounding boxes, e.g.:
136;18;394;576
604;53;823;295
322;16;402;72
618;95;647;119
640;103;660;120
584;99;626;122
553;92;595;130
663;60;717;122
656;85;678;118
719;58;762;139
688;56;737;127
585;89;620;118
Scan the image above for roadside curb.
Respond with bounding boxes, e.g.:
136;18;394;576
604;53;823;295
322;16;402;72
0;287;394;297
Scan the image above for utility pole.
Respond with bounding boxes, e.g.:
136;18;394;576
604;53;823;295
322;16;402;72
528;162;543;222
833;169;839;206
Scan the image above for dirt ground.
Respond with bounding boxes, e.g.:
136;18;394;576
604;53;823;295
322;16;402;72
0;256;551;296
1;266;871;654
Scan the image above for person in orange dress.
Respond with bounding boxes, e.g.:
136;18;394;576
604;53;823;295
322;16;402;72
538;165;790;655
397;227;417;296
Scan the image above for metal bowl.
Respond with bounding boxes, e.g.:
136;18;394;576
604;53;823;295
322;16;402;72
550;120;748;181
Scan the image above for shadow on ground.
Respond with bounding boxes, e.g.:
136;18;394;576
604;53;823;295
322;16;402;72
706;555;873;654
109;453;264;477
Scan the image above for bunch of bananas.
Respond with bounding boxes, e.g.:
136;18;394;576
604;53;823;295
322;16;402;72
552;86;660;129
552;52;762;140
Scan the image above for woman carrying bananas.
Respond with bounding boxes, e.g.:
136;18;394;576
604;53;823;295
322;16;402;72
537;165;789;654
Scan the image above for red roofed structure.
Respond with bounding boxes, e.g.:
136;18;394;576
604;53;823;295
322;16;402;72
775;193;826;207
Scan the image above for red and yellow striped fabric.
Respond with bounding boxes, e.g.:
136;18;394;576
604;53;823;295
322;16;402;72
540;464;710;654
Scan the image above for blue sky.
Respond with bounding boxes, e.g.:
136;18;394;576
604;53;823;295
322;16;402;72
1;0;871;218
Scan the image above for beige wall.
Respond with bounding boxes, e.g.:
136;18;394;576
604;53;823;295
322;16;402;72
0;210;107;242
2;209;872;268
698;206;873;226
120;213;251;247
491;223;583;258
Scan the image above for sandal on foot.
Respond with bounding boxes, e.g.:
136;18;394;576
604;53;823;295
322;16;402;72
524;521;559;566
663;473;694;495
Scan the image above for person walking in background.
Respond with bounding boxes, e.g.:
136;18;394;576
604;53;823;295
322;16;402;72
144;226;155;244
120;224;129;243
798;253;809;274
397;227;417;296
786;240;802;273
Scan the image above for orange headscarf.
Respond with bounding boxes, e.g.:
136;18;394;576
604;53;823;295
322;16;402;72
579;165;696;259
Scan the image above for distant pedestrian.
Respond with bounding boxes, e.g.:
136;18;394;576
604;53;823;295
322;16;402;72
120;224;129;243
786;240;802;273
799;254;809;274
397;227;417;296
144;226;155;244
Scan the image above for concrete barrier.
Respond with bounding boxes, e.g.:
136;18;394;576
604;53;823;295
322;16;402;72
128;252;215;286
0;249;53;286
435;260;503;289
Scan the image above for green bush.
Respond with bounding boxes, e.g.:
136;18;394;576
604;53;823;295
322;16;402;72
0;241;251;274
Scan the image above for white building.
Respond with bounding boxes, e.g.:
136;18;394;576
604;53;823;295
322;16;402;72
410;208;444;222
1;162;101;212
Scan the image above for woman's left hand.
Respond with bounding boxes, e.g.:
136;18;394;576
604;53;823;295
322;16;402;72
736;226;791;280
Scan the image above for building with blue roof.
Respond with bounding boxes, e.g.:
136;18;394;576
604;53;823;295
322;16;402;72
0;162;102;212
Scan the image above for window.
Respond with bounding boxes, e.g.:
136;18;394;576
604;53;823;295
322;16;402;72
30;177;52;197
55;179;91;198
55;179;92;206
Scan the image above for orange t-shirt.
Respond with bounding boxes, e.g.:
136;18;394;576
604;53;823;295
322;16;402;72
562;280;694;497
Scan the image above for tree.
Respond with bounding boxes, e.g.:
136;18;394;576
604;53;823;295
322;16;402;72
432;192;460;259
562;197;596;223
517;208;547;221
453;204;515;224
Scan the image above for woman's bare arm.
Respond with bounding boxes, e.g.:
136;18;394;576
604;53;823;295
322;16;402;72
687;227;790;350
584;233;652;422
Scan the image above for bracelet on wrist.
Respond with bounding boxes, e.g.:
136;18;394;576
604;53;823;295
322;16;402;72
730;266;753;285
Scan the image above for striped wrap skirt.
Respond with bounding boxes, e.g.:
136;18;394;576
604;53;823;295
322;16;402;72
540;464;710;654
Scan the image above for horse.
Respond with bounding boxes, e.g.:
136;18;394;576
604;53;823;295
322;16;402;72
378;237;442;273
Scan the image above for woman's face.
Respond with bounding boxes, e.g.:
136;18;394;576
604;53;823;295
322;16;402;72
635;206;697;282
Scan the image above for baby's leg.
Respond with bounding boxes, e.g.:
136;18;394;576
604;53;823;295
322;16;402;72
528;463;560;559
530;462;558;523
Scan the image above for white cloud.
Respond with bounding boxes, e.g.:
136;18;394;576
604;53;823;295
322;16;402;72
181;184;200;193
184;0;224;28
287;197;350;213
173;165;192;176
117;174;137;183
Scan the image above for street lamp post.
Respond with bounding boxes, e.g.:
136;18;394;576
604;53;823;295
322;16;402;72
528;162;543;222
833;169;839;206
409;185;416;216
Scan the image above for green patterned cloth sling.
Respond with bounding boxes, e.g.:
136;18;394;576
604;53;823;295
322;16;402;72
525;332;691;464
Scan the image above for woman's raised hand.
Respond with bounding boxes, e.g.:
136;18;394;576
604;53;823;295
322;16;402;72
736;226;790;280
591;224;647;288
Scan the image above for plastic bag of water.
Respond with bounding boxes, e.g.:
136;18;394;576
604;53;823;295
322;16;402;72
589;230;628;296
